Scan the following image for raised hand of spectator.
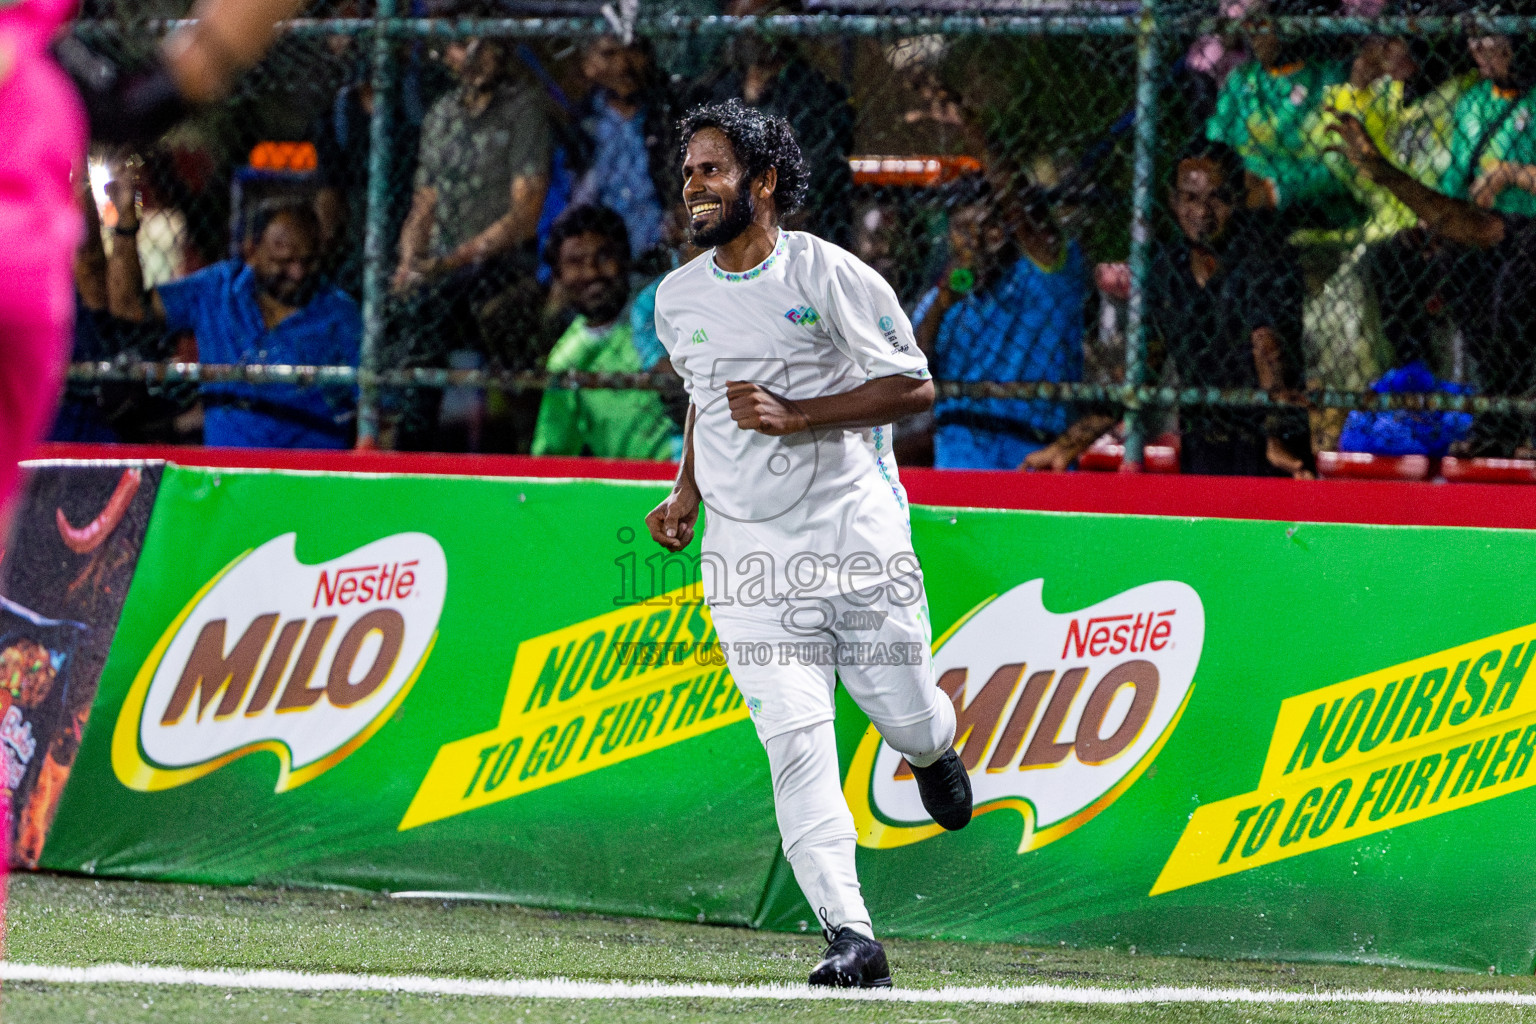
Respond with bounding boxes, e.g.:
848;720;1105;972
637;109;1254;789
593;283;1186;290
389;262;421;295
1323;108;1390;183
1094;261;1130;302
104;176;138;227
392;256;447;295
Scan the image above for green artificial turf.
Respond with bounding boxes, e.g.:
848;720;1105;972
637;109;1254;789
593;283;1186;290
5;873;1534;1023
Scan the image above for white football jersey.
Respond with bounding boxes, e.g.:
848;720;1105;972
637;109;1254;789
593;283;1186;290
655;230;931;601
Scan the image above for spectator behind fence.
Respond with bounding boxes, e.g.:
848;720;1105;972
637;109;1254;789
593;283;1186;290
1306;29;1478;378
1293;32;1430;450
1205;0;1354;229
55;169;120;443
1332;111;1536;456
392;37;551;355
570;34;680;263
530;205;681;461
1306;35;1453;244
693;4;855;247
106;194;361;449
911;181;1107;470
1145;142;1313;477
1445;32;1536;218
312;50;422;297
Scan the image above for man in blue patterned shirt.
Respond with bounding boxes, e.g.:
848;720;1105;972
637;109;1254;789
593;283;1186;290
570;35;678;262
913;185;1105;470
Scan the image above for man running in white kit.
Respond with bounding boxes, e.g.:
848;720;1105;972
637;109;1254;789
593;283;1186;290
645;101;972;988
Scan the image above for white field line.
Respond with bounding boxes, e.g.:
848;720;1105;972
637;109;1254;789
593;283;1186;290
4;963;1536;1005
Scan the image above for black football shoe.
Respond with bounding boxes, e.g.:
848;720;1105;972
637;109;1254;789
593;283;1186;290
808;927;892;988
910;747;973;830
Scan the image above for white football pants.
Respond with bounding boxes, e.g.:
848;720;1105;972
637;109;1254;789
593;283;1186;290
713;592;957;939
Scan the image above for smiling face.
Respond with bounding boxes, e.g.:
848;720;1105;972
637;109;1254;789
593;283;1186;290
555;230;630;325
1170;158;1234;245
682;127;771;247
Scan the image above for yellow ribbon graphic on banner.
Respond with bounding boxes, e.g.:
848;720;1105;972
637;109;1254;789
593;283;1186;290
1153;620;1536;895
401;590;744;830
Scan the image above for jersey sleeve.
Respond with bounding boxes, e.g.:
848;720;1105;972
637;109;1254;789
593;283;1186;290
652;282;693;396
821;252;931;381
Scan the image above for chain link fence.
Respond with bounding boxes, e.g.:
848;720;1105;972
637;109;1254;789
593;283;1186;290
53;1;1536;474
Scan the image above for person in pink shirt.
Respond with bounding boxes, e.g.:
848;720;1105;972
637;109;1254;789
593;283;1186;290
0;0;87;523
0;0;317;939
0;0;317;524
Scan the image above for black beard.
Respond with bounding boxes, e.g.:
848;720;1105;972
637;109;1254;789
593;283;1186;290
576;280;630;326
258;273;319;309
691;192;755;248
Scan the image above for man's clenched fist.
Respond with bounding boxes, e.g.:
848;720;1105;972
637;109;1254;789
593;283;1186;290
726;381;810;436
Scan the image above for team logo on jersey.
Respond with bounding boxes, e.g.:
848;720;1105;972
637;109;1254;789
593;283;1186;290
112;532;445;793
844;578;1204;852
878;316;895;333
784;306;820;327
691;328;709;345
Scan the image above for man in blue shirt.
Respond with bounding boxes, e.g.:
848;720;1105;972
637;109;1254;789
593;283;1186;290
913;185;1104;470
570;35;678;262
106;195;361;448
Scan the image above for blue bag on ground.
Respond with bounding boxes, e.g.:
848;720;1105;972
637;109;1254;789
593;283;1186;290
1338;362;1474;457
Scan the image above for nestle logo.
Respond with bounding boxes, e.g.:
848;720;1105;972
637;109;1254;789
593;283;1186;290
313;561;418;609
1061;610;1175;659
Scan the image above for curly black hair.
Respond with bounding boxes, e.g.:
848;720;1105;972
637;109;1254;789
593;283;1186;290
679;100;810;216
542;203;631;268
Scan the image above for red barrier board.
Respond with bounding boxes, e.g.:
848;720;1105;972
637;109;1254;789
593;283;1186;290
31;442;1536;530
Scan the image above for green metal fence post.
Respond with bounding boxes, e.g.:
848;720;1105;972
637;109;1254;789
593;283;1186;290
1122;0;1161;470
357;2;399;448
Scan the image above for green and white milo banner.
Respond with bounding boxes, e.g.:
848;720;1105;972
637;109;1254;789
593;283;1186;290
36;465;1536;973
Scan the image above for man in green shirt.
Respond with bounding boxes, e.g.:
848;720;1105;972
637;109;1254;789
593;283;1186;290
1446;35;1536;218
532;205;682;461
1205;0;1352;227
